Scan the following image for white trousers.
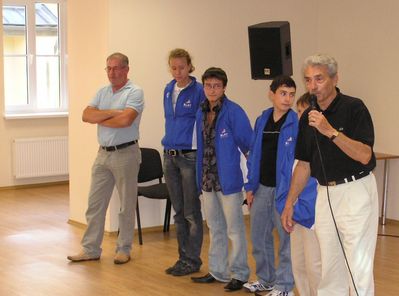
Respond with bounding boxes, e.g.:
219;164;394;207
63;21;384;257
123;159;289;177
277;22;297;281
291;223;321;296
315;173;378;296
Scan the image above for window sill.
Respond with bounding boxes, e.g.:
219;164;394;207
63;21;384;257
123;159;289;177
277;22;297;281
4;112;69;120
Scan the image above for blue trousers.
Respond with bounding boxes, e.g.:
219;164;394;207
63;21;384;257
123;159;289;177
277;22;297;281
250;184;294;292
202;190;250;282
163;151;203;268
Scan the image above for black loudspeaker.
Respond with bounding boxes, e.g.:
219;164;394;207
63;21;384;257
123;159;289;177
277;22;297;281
248;21;292;80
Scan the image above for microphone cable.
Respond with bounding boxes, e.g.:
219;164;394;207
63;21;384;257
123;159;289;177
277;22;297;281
310;98;360;296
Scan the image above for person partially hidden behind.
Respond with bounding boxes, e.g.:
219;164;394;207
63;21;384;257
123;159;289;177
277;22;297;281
68;52;144;265
296;92;311;119
283;91;321;296
191;67;252;292
281;54;378;296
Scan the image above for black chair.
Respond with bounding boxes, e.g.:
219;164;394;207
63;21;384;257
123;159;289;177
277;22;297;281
136;147;172;245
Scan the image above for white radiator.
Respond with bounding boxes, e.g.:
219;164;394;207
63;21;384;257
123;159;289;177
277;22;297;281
13;136;69;179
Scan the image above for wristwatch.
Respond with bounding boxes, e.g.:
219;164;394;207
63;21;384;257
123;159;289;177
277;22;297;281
330;129;339;141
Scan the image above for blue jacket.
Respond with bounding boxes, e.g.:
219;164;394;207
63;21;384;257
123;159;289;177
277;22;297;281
245;108;317;228
196;97;253;195
162;77;204;150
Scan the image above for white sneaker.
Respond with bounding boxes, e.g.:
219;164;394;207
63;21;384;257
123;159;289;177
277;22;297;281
243;281;274;292
263;289;295;296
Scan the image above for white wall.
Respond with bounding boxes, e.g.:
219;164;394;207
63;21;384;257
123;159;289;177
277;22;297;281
68;0;399;229
67;0;109;225
316;1;399;219
108;0;317;134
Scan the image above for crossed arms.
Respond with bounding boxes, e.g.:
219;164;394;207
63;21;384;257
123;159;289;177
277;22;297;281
82;106;138;128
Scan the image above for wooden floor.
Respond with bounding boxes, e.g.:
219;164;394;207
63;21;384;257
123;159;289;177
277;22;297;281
0;184;398;296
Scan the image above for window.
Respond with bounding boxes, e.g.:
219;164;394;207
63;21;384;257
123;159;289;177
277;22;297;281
2;0;67;117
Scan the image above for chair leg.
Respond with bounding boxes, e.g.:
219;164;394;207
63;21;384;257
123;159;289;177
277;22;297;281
164;198;172;232
136;199;143;245
163;200;167;233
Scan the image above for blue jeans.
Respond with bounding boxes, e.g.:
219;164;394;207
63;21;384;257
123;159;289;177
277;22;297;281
202;190;250;282
163;151;203;268
250;184;294;292
82;145;141;257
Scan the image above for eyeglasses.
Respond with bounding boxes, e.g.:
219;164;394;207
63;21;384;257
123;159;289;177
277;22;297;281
104;66;126;73
204;83;224;90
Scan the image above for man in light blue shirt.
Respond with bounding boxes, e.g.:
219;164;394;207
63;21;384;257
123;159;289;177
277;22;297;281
68;52;144;265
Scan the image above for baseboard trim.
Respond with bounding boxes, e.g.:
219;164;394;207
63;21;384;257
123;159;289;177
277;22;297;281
379;217;399;225
0;181;69;191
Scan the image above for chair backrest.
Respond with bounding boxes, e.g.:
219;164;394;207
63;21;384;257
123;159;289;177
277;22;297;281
138;148;164;183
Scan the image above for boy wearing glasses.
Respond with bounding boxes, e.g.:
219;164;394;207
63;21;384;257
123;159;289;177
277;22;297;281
191;67;252;292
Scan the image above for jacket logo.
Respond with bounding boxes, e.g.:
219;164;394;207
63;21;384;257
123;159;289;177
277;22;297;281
338;127;344;131
220;129;229;139
285;136;293;146
183;99;192;108
166;92;170;98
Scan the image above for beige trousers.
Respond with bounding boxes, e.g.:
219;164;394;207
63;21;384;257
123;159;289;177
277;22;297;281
291;223;321;296
315;173;378;296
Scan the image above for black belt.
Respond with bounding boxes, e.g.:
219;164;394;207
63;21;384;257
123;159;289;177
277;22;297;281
319;171;371;186
101;140;138;151
164;149;196;156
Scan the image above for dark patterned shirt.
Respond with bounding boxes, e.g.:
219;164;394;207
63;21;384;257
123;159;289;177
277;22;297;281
201;100;223;192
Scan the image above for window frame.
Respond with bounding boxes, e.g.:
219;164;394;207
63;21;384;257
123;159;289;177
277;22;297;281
2;0;68;117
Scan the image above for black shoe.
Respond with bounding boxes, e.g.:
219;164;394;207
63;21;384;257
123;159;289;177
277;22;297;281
165;260;185;274
171;262;200;276
191;273;216;283
224;278;246;291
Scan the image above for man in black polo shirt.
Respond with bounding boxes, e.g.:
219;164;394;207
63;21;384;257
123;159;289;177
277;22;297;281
281;54;378;296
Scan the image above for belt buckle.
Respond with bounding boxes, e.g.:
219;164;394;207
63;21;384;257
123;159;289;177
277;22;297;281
328;181;337;186
169;149;177;156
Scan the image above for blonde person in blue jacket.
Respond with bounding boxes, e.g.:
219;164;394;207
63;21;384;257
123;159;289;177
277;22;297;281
162;48;204;276
190;67;252;292
244;76;317;296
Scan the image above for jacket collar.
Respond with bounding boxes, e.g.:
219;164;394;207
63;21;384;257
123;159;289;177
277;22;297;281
170;76;196;90
262;108;296;127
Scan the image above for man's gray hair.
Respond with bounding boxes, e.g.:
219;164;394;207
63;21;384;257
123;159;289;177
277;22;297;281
107;52;129;67
302;54;338;77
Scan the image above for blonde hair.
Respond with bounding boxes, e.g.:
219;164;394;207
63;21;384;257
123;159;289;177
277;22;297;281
168;48;195;73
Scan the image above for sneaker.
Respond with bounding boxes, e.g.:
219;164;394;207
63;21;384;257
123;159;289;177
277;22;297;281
165;260;185;274
67;250;100;262
255;289;294;296
113;252;131;264
171;262;200;276
243;281;274;293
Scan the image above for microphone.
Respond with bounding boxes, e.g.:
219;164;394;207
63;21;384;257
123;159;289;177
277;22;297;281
309;94;317;110
309;94;318;134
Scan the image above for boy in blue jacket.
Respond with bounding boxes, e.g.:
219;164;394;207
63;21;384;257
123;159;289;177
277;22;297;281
244;76;317;296
191;67;252;292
